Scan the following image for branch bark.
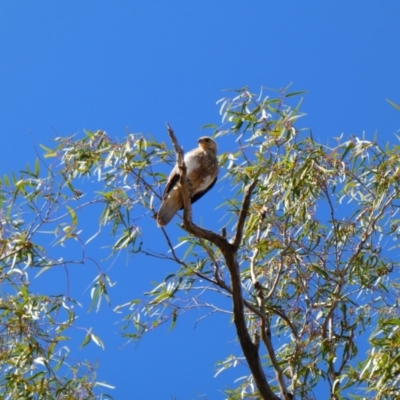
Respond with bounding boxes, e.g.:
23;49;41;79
232;179;258;250
166;123;280;400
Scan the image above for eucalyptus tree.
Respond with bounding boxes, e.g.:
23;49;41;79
1;87;400;399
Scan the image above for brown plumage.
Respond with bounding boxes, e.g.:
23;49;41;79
157;136;218;227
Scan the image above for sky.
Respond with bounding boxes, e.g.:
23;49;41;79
1;2;400;399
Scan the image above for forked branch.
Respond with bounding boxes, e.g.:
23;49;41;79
165;124;281;400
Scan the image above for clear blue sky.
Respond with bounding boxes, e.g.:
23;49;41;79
1;2;400;399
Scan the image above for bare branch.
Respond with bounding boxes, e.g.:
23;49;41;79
261;319;291;400
233;178;258;250
167;122;196;226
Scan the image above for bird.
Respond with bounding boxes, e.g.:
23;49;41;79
157;136;218;227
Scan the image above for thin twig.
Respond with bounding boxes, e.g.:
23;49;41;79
166;123;194;226
261;317;289;398
233;178;258;250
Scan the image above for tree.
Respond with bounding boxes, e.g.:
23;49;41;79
1;87;400;399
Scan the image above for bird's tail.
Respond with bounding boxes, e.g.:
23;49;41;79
157;197;182;227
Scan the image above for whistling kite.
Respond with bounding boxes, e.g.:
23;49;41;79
157;136;218;227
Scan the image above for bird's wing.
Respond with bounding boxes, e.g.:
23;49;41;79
179;175;217;209
191;175;218;203
162;166;180;199
162;148;198;199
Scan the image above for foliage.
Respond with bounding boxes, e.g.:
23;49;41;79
0;157;112;398
1;86;400;399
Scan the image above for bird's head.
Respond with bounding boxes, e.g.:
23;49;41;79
198;136;217;152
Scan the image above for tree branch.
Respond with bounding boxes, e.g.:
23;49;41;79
233;179;258;250
248;220;291;399
166;122;193;223
165;123;279;400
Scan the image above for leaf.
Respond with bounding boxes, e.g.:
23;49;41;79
91;332;105;349
20;285;29;302
286;90;307;98
39;144;54;152
43;150;57;158
34;265;53;278
311;264;329;279
54;353;67;372
33;357;47;366
34;158;40;177
3;174;10;187
66;205;78;226
80;332;91;348
169;308;178;331
386;98;400;111
201;123;218;130
94;382;116;389
341;141;355;161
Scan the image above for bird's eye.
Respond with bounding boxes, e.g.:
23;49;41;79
204;138;209;142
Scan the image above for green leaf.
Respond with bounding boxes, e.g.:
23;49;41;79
34;158;40;177
386;98;400;111
66;205;78;226
3;173;10;187
20;285;29;302
80;332;91;348
311;264;329;279
286;90;307;98
169;308;178;331
341;142;355;161
201;123;218;130
41;147;58;158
